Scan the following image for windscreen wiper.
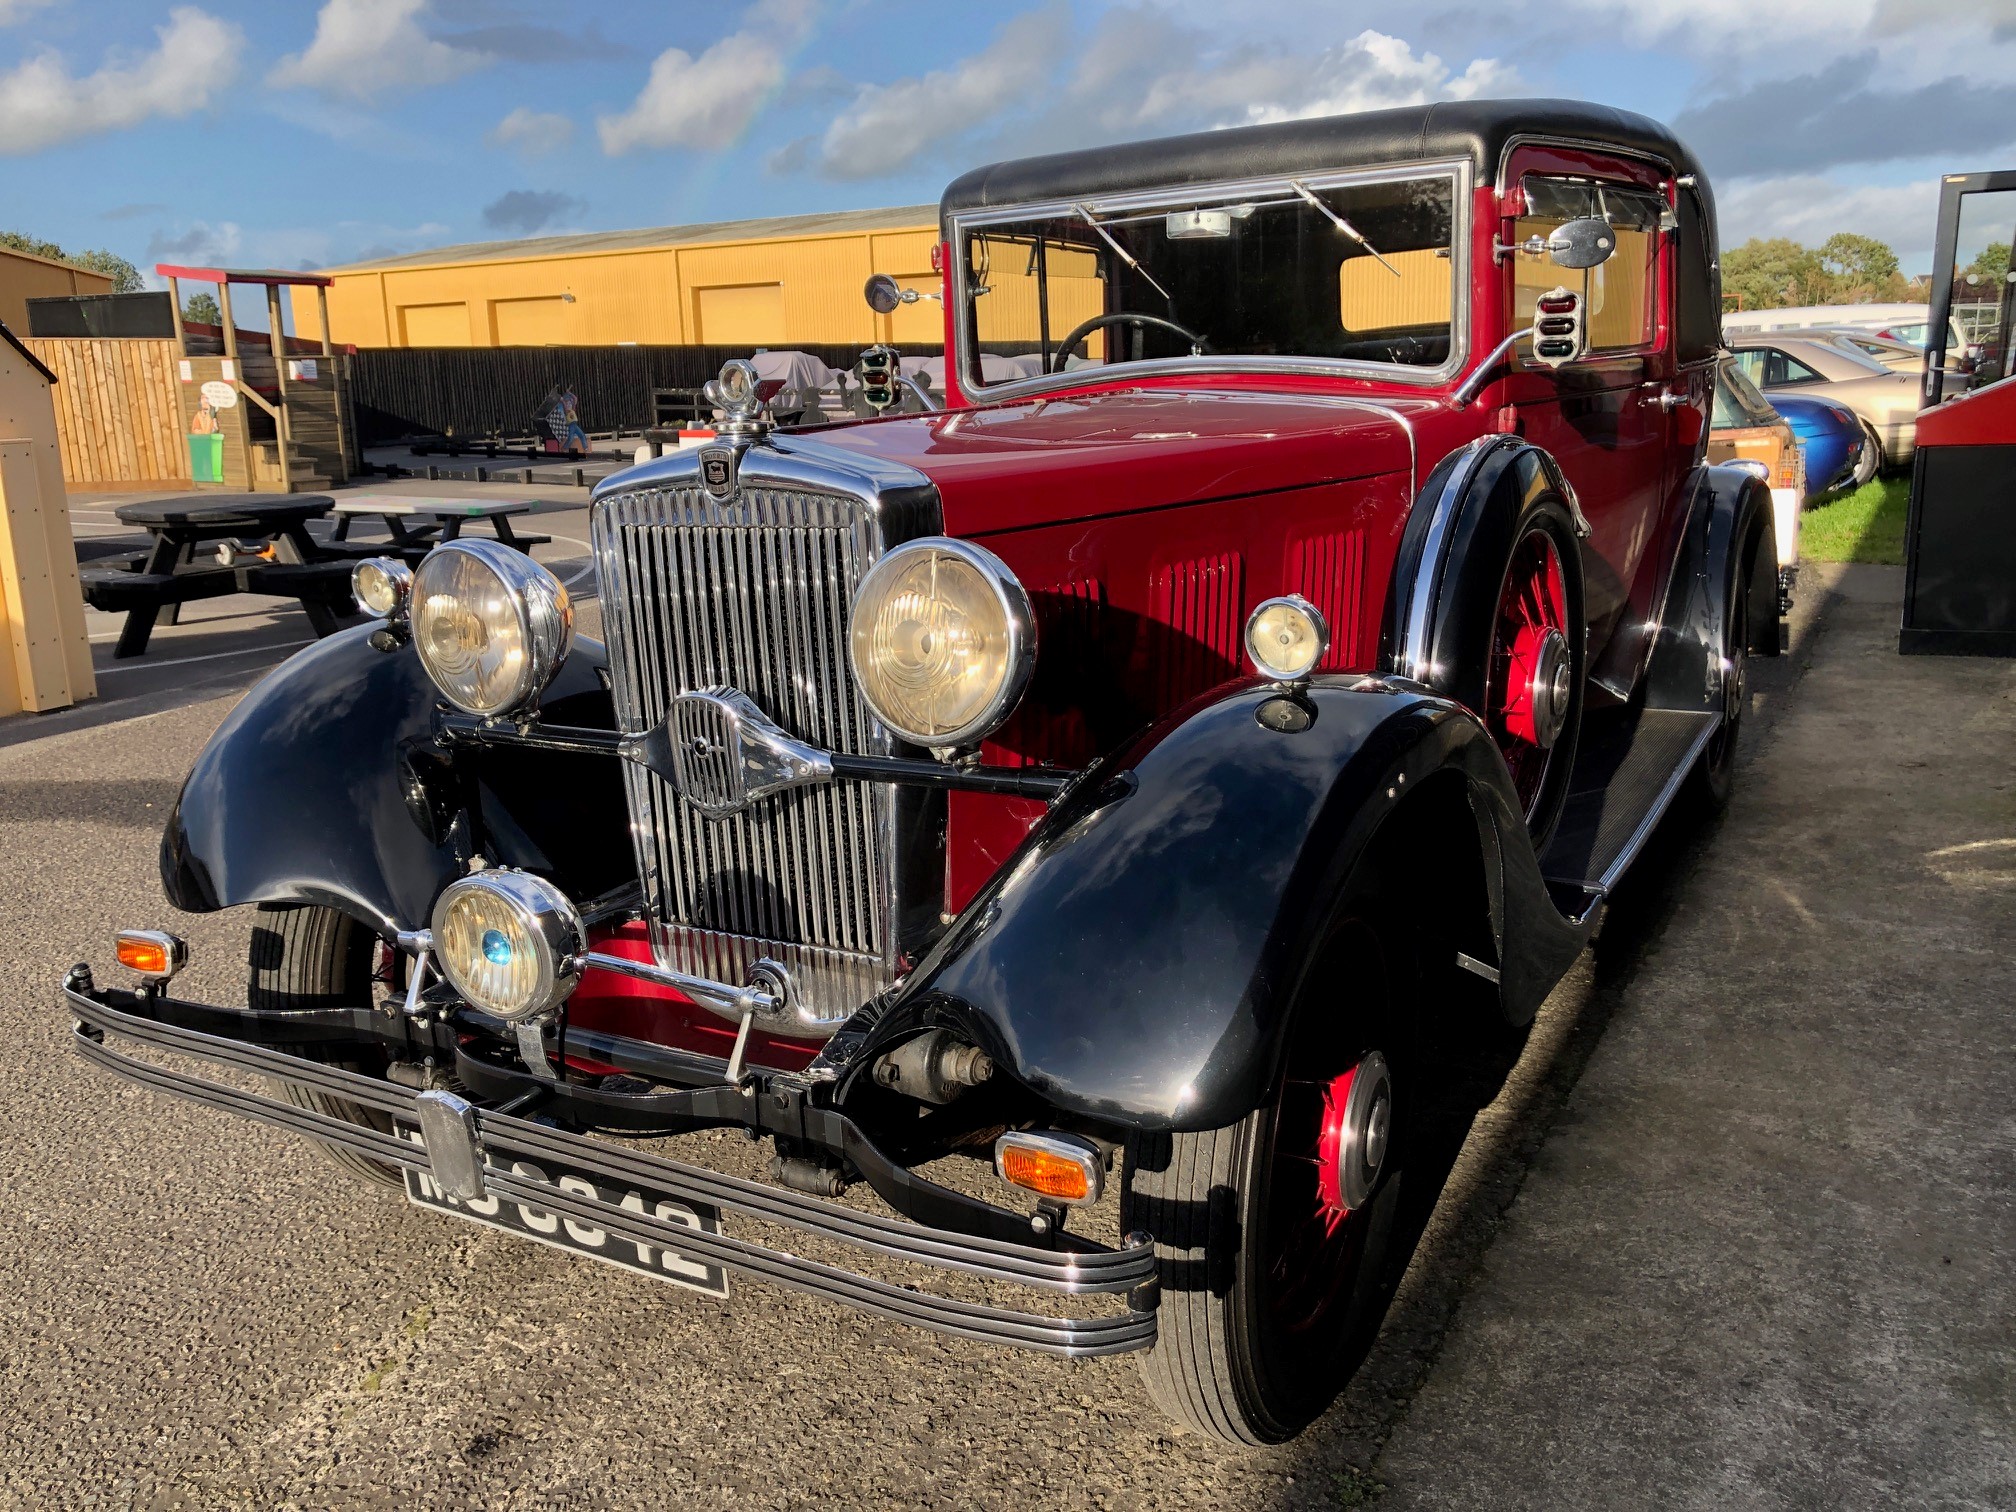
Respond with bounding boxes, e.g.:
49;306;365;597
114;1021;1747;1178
1290;181;1401;277
1074;203;1174;304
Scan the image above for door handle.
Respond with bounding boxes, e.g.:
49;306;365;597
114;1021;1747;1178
1640;383;1686;412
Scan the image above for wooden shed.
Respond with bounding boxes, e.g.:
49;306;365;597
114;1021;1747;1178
0;320;95;714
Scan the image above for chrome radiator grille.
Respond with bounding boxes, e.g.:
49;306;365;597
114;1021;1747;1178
593;482;896;1023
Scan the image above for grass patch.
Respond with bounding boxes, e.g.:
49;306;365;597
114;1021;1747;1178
1801;475;1909;565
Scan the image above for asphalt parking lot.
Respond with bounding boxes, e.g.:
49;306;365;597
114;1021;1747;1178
0;543;2010;1508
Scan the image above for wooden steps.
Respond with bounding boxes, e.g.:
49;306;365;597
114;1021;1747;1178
251;440;329;493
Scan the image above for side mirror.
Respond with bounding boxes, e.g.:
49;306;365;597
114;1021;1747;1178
864;273;904;315
1531;287;1587;369
1545;217;1617;270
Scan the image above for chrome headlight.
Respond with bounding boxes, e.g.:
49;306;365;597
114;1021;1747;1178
411;540;571;716
1244;594;1330;682
847;537;1034;748
430;869;583;1022
352;557;412;619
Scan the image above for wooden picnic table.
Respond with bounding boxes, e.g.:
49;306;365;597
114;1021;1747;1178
329;495;551;554
86;493;356;658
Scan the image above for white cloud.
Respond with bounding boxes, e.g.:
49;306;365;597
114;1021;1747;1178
1182;30;1515;128
489;105;573;154
1718;174;1943;271
815;7;1066;178
790;7;1513;181
0;0;56;25
270;0;482;100
598;0;817;155
0;7;243;156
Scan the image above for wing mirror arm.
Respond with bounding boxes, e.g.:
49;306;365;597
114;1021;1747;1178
864;273;943;315
1452;329;1532;409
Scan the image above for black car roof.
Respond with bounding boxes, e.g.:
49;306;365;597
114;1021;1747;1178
940;98;1706;219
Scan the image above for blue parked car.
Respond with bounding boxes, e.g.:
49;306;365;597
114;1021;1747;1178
1719;358;1862;499
1771;392;1864;498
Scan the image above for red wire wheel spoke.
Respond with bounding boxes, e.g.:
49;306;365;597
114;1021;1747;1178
1486;528;1570;815
1264;1052;1391;1336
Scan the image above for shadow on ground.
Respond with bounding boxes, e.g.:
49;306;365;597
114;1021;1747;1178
1245;582;1830;1506
0;777;185;831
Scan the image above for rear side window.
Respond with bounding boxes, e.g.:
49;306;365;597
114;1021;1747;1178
1514;177;1664;353
1735;347;1824;387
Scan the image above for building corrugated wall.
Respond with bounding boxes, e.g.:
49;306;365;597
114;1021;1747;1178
306;207;945;351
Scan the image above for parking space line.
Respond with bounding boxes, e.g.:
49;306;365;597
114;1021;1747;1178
93;640;312;674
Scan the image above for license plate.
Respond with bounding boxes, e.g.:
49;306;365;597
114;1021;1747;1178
400;1127;729;1297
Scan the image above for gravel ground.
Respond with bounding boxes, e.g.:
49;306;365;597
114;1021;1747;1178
0;568;1835;1508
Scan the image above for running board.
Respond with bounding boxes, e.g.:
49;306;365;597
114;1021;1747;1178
1540;707;1719;897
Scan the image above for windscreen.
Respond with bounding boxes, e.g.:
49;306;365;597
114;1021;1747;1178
961;172;1459;387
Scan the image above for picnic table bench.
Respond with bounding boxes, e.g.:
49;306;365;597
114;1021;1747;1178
329;495;551;554
81;494;358;658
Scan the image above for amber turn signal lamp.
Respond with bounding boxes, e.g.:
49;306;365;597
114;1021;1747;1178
114;929;188;979
114;929;187;979
994;1131;1104;1206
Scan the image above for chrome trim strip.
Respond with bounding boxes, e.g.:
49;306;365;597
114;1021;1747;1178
67;985;1157;1357
1593;714;1719;897
948;159;1473;403
1394;435;1519;683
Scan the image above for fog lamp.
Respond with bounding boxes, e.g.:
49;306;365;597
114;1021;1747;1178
352;557;412;619
411;539;572;716
1244;594;1330;682
848;537;1034;748
994;1131;1103;1205
113;929;187;979
429;869;583;1022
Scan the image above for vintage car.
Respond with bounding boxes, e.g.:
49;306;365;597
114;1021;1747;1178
64;100;1777;1447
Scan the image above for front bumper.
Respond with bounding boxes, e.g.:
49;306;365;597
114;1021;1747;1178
61;972;1157;1357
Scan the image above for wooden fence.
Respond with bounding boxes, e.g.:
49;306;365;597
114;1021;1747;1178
21;337;188;487
347;342;949;446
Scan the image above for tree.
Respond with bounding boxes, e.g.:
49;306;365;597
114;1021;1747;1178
182;291;221;326
1963;241;2010;286
1818;232;1901;295
67;249;144;293
0;230;144;292
1721;237;1831;311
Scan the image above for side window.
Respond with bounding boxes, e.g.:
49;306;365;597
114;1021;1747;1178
1514;176;1664;354
1731;349;1768;386
1766;349;1824;385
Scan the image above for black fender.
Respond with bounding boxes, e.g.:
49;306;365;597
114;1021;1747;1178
1381;434;1590;693
876;677;1591;1132
1644;463;1780;716
160;627;632;935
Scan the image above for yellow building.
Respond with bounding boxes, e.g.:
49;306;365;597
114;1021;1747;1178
308;204;944;351
0;246;115;333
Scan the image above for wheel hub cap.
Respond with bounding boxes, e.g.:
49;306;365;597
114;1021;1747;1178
1317;1051;1392;1216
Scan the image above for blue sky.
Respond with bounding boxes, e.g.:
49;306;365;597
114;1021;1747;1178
2;0;2012;282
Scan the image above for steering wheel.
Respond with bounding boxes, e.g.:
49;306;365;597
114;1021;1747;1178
1050;312;1210;372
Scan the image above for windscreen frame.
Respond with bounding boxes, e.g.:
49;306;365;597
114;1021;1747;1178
947;157;1474;401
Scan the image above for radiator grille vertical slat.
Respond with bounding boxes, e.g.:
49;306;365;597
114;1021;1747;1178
592;481;899;1023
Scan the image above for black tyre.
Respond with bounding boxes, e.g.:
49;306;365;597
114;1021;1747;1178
1124;895;1415;1445
1686;540;1752;813
248;903;402;1190
1851;421;1882;487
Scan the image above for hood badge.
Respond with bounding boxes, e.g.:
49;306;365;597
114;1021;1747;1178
699;359;773;501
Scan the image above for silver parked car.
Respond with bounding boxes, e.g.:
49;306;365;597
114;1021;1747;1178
1725;334;1919;483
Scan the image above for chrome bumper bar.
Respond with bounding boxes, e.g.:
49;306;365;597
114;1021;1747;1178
62;979;1158;1357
